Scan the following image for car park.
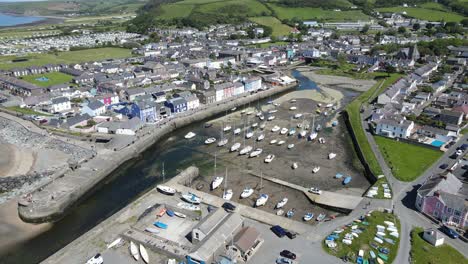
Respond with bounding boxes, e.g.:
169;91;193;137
271;225;287;238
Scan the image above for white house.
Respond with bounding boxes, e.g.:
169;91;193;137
51;97;71;113
375;118;414;138
233;82;245;96
186;94;200;110
82;100;106;117
423;228;444;247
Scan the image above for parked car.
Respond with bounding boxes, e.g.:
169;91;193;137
222;202;236;212
285;230;297;239
276;257;293;264
271;225;287;238
308;187;322;195
456;149;463;156
461;144;468;151
280;250;296;260
86;253;103;264
439;164;449;169
441;225;459;239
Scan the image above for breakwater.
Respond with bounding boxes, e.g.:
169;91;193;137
18;84;297;223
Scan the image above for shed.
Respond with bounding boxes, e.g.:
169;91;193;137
423;228;444;247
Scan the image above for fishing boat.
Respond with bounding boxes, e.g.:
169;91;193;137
292;162;298;169
184;132;196;139
217;138;228;147
286;209;295;218
182;192;201;204
303;213;314;221
270;139;278;144
156;185;176;195
140;244;149;264
264;154;275;163
223;125;232;132
154;221;168;229
145;227;160;234
240;187;254;198
335;173;343;179
316;213;326;221
245;131;254;139
288;128;296;136
260;123;266;129
257;134;265;141
239;146;253;155
287;143;295;149
312;166;320;173
271;125;280;132
130;241;139;261
276;198;288;209
276;209;284;216
308;132;318;141
267;115;275;121
233;128;241;135
280;128;288;135
289;106;297;111
328;153;337;159
230;142;241;152
211;176;224;190
223;189;233;200
299;130;307;138
318;137;325;144
255;194;269;207
177;202;200;211
343;176;352;185
277;140;285;145
316;124;322;131
107;237;122;249
205;137;216;144
174;212;186;218
166;209;175;217
249;148;263;157
294;113;303;119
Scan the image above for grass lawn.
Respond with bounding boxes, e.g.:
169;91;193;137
249;16;292;37
411;227;468;264
377;6;465;22
159;4;195;19
269;4;369;21
20;72;73;87
324;211;400;263
374;136;443;182
247;41;289;48
6;106;51;116
0;48;133;70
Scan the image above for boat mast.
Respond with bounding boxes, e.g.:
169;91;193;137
214;152;217;177
260;171;263;190
162;162;165;183
224;168;228;194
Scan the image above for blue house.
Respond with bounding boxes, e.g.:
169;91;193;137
113;101;157;123
242;76;262;92
165;97;187;113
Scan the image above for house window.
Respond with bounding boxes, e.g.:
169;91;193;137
447;208;452;213
454;210;461;216
195;232;199;240
436;202;441;209
433;210;439;218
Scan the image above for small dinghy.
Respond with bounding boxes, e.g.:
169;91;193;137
276;198;288;209
184;132;196;139
343;176;352;185
292;162;298;169
130;241;139;261
107;237;122;249
312;166;320;173
154;221;168;229
223;189;233;200
174;212;186;218
287;144;295;149
223;125;232;132
277;140;285;145
264;154;275;163
276;209;284;216
140;244;149;264
267;115;275;121
335;173;343;179
286;208;295;218
328;152;337;159
270;139;278;144
166;209;175;217
145;227;160;234
303;213;314;221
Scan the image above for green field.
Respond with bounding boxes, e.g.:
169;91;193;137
6;106;51;116
324;211;400;263
159;4;195;19
374;136;442;182
247;41;289;48
269;4;370;21
377;5;465;22
21;72;73;87
250;16;292;37
0;48;133;70
196;0;271;16
411;227;468;264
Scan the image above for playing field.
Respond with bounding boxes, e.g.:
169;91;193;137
0;48;133;70
377;4;465;22
269;4;370;21
21;72;74;87
249;16;292;37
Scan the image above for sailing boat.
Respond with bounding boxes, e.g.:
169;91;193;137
255;194;269;207
218;125;228;147
308;115;318;141
222;168;233;200
276;198;288;209
211;153;224;190
240;121;252;155
240;187;254;198
156;163;176;195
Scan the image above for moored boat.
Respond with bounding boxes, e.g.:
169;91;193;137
270;139;278;144
287;143;295;149
156;185;176;195
328;153;337;159
205;137;216;144
264;154;275;163
184;132;196;139
255;194;268;207
286;208;295;218
271;125;280;132
130;241;139;261
107;237;122;249
240;187;254;198
211;176;224;190
233;128;241;135
239;145;253;155
343;176;352;185
217;138;228;147
303;213;314;221
277;140;285;145
140;244;149;264
181;192;201;204
316;213;326;221
230;142;241;152
223;189;233;200
312;166;320;173
292;162;298;169
249;148;263;157
280;128;288;135
251;122;258;128
174;212;186;218
276;198;288;209
257;134;265;141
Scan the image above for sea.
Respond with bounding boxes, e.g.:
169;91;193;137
0;13;44;27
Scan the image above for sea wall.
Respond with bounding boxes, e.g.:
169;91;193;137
18;84;297;223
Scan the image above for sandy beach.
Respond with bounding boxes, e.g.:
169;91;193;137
296;68;376;92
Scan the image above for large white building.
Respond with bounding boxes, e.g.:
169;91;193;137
51;97;71;113
375;118;414;138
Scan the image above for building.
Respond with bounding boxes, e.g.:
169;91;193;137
165;97;187;113
96;94;119;106
423;228;445;247
187;210;244;264
51;97;71;113
135;100;158;122
0;74;43;96
227;226;263;262
415;173;468;228
242;77;262;92
198;90;216;105
438;110;463;126
375;118;414;139
82;100;106;117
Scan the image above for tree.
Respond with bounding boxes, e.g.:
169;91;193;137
412;23;420;31
374;31;381;43
426;23;434;30
461;19;468;28
361;24;370;34
397;26;406;34
385;64;396;77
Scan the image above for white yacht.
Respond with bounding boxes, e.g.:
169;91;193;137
260;123;266;129
267;115;275;121
264;154;275;163
299;130;307;138
239;145;253;155
289;106;297;111
211;176;224;190
255;194;269;207
318;137;325;144
270;139;278;144
268;109;278;114
223;189;233;200
251;122;258;128
271;125;280;132
245;131;254;139
309;132;318;141
223;125;232;132
184;132;196;139
292;162;298;169
280;128;288;135
130;241;139;261
249;148;263;158
230;142;241;152
257;134;265;141
277;140;285;145
276;198;288;209
181;192;201;204
240;187;254;198
287;144;295;149
217;138;228;147
156;185;176;195
204;137;216;145
294;113;303;119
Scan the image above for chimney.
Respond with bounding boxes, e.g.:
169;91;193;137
434;191;440;197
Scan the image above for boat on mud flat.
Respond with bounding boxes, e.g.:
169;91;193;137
312;166;320;173
280;128;288;135
230;142;241;152
255;194;269;207
328;152;337;159
303;213;314;221
271;125;280;132
292;162;298;169
184;132;196;139
240;187;254;198
249;148;263;158
239;145;253;155
264;154;275;163
130;241;139;260
257;134;265;141
211;176;224;190
233;128;241;135
223;125;232;132
276;198;288;209
217;138;228;147
316;213;326;221
286;208;295;218
205;137;216;145
223;189;233;200
154;221;168;229
343;176;352;185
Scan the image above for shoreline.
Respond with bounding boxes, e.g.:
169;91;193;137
17;83;298;223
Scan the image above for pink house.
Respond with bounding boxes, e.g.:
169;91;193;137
96;93;119;106
416;173;468;228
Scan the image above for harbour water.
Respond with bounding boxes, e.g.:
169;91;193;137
0;13;44;27
1;72;325;263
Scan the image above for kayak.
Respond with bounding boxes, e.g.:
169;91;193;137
154;221;168;229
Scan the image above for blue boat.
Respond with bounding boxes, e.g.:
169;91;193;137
343;176;352;185
332;120;338;127
166;209;175;217
357;256;363;264
335;173;343;179
154;221;168;229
